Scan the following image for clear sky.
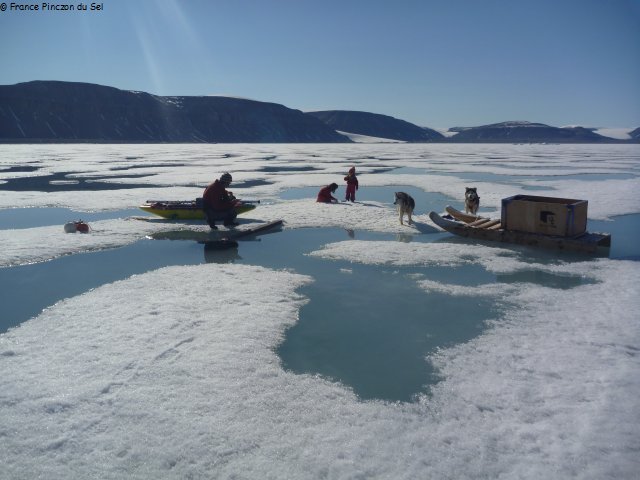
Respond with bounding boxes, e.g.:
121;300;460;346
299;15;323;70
1;0;639;129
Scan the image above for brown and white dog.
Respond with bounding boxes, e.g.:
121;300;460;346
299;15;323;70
394;192;415;225
464;187;480;215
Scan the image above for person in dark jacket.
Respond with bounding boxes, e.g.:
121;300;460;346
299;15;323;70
344;166;359;202
316;183;339;203
202;172;240;229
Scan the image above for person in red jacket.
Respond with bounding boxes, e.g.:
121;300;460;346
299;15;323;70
316;183;339;203
344;166;359;202
202;172;240;229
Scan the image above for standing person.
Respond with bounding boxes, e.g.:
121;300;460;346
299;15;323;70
316;183;339;203
344;166;359;202
202;172;240;229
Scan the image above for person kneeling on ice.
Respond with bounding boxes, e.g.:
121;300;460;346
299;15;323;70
202;172;240;229
316;183;339;203
344;166;359;202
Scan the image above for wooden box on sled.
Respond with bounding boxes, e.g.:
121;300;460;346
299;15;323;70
501;195;588;237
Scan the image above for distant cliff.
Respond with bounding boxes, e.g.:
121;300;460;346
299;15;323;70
446;121;617;143
307;114;636;144
307;110;444;142
0;81;351;143
0;81;636;143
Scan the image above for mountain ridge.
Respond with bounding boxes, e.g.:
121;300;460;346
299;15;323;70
0;81;350;143
306;110;444;142
442;120;618;143
0;81;637;143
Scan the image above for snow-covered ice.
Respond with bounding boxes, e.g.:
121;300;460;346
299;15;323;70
1;143;639;479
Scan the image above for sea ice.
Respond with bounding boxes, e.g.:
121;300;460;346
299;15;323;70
1;143;639;478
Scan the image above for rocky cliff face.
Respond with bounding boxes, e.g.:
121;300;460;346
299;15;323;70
0;81;351;143
307;110;444;142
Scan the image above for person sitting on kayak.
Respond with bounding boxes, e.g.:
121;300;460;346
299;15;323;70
316;183;339;203
202;172;240;229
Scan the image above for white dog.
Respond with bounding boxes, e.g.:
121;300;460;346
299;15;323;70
394;192;415;225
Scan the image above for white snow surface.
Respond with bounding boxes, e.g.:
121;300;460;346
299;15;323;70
589;127;635;140
337;130;405;143
1;143;640;479
434;127;459;137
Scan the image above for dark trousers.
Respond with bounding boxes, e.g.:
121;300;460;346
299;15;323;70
203;205;237;228
345;184;356;201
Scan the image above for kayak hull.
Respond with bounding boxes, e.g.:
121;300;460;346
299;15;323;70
140;200;256;220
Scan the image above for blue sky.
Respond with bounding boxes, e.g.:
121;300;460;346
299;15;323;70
1;0;639;128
